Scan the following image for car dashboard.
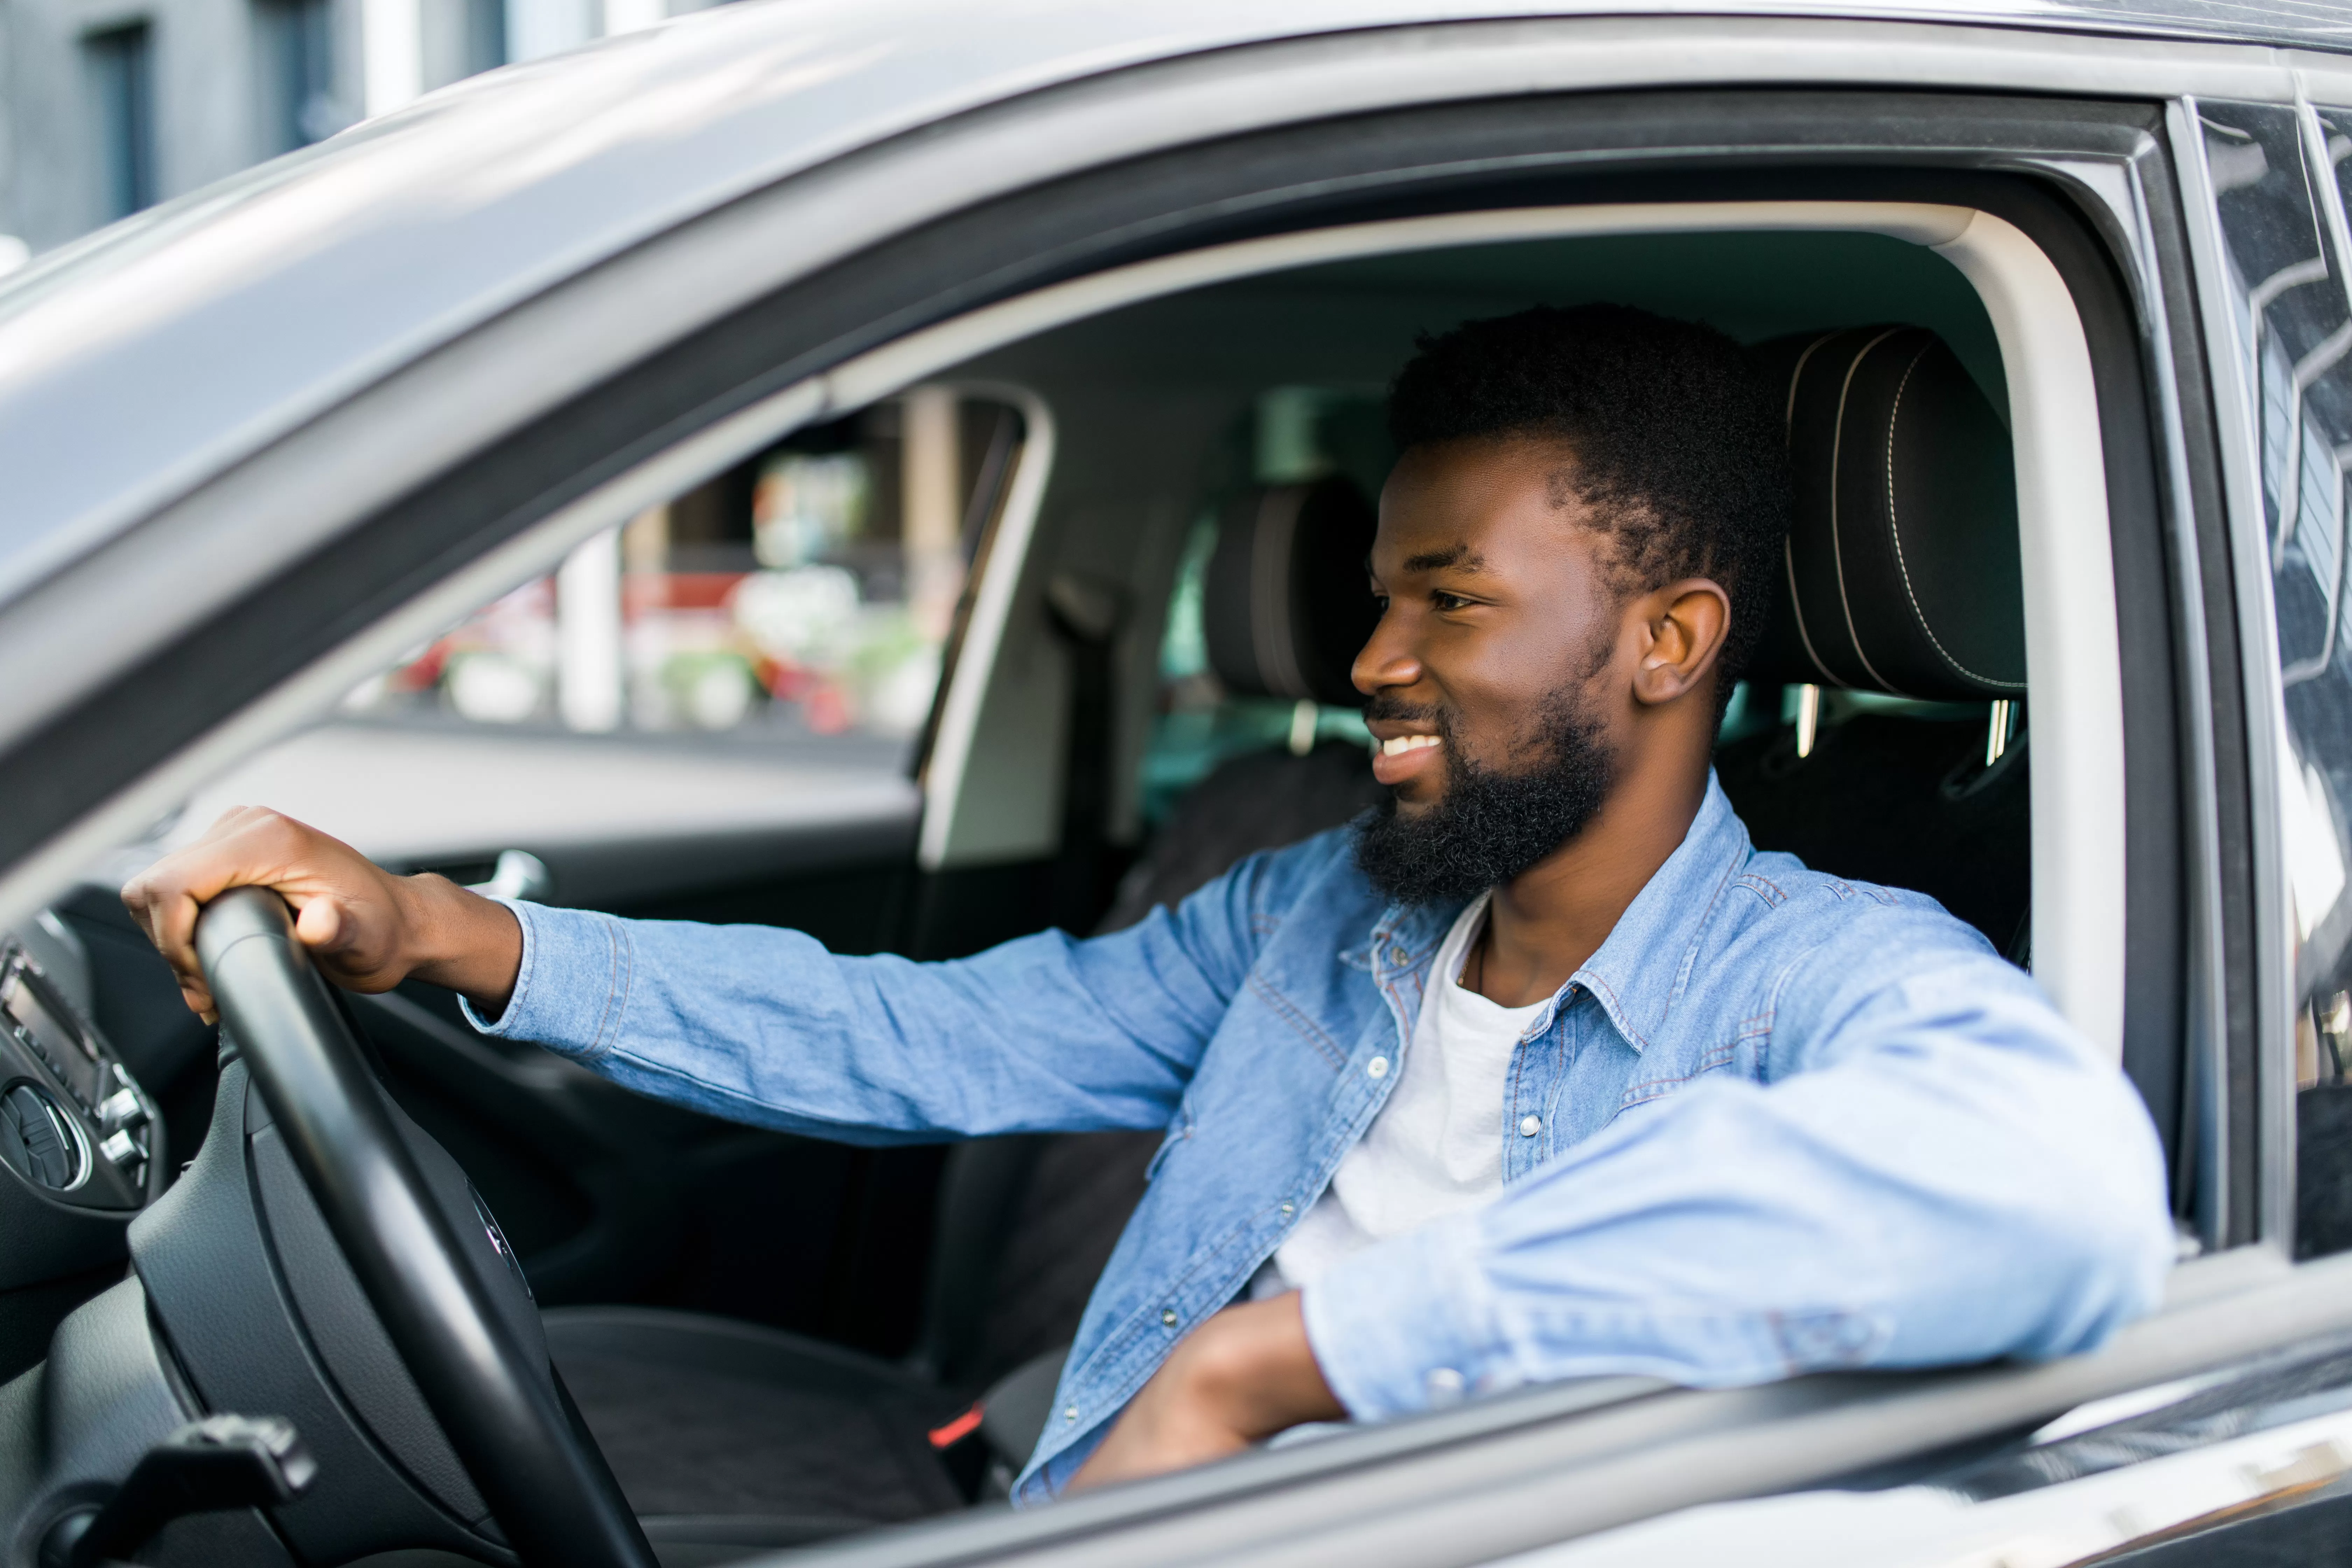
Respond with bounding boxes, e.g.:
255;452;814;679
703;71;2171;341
0;915;167;1302
0;937;159;1211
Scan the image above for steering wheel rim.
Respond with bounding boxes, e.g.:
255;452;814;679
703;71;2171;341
196;886;656;1568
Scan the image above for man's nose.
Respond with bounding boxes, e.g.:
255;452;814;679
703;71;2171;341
1351;608;1421;697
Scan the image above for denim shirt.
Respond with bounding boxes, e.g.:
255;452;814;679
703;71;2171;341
470;775;2174;1505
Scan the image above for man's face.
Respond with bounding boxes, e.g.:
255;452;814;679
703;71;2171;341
1350;438;1628;904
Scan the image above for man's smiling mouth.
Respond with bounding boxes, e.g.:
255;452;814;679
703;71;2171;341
1369;727;1445;788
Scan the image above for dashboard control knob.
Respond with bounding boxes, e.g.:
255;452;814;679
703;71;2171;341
96;1088;141;1130
99;1127;141;1167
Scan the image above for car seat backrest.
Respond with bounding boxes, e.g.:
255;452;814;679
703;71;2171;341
1744;326;2025;702
1718;323;2032;960
1203;475;1381;708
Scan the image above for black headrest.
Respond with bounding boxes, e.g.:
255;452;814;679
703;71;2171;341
1204;476;1380;708
1744;327;2026;701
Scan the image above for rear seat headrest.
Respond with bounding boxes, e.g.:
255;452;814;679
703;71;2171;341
1204;475;1380;709
1744;326;2027;702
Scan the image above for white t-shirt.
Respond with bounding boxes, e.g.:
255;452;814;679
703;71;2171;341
1257;891;1548;1295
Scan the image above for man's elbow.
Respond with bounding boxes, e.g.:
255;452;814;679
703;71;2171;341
2011;1080;2178;1357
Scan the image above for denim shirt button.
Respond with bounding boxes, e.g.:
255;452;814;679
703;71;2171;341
1063;1406;1079;1423
1425;1367;1466;1405
1519;1114;1542;1136
1280;1200;1295;1216
1367;1056;1390;1079
1161;1308;1178;1327
1388;945;1409;965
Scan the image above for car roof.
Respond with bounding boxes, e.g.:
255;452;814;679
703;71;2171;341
0;0;2337;607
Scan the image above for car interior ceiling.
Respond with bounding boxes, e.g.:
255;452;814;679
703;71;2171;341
0;226;2067;1562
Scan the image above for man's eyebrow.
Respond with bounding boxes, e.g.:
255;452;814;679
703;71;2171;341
1401;544;1484;574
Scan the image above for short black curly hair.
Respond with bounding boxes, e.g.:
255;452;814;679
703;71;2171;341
1387;303;1789;689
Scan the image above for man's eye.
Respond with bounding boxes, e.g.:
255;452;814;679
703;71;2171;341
1432;591;1471;612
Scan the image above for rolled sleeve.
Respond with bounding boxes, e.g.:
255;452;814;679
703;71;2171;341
459;899;636;1061
1301;1221;1515;1420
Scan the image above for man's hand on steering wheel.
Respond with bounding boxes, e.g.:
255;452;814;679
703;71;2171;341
122;806;523;1024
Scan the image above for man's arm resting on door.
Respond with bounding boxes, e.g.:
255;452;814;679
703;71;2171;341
1298;936;2174;1423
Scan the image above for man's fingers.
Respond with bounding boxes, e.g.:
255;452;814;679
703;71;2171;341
180;982;218;1025
118;806;414;1010
292;896;346;954
132;888;211;1013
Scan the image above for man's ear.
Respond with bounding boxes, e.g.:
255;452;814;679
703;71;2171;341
1630;579;1732;707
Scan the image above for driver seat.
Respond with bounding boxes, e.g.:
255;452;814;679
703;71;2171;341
540;1306;969;1561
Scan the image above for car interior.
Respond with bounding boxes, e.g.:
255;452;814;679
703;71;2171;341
0;220;2149;1567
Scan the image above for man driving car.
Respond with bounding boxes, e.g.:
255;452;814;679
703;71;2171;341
123;304;2174;1505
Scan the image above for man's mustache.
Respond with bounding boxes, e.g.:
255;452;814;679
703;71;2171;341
1363;694;1446;729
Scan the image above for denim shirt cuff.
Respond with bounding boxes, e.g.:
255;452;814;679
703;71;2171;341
1299;1219;1517;1421
460;899;635;1060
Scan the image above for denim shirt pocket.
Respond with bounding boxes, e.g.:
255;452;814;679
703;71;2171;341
1144;1101;1196;1182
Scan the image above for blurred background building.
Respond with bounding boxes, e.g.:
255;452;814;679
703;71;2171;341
0;0;707;265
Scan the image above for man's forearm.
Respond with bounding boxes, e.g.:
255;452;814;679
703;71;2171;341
466;901;1214;1143
1301;961;2174;1421
1069;1293;1343;1492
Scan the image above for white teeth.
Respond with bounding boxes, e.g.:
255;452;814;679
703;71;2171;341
1380;735;1441;757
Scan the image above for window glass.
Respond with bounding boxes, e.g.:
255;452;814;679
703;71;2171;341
343;390;1024;760
2198;102;2352;1255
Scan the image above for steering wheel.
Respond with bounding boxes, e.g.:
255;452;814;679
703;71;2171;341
195;886;657;1568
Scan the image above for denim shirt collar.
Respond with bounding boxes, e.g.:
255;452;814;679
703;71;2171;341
1367;771;1752;1055
1566;772;1752;1053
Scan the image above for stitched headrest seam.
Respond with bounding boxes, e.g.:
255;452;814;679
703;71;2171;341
1780;332;1839;685
1827;327;1911;697
1882;346;2025;694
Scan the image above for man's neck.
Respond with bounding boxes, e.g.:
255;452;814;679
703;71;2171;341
1469;759;1709;1008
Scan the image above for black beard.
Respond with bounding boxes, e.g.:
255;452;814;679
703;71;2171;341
1353;690;1616;906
